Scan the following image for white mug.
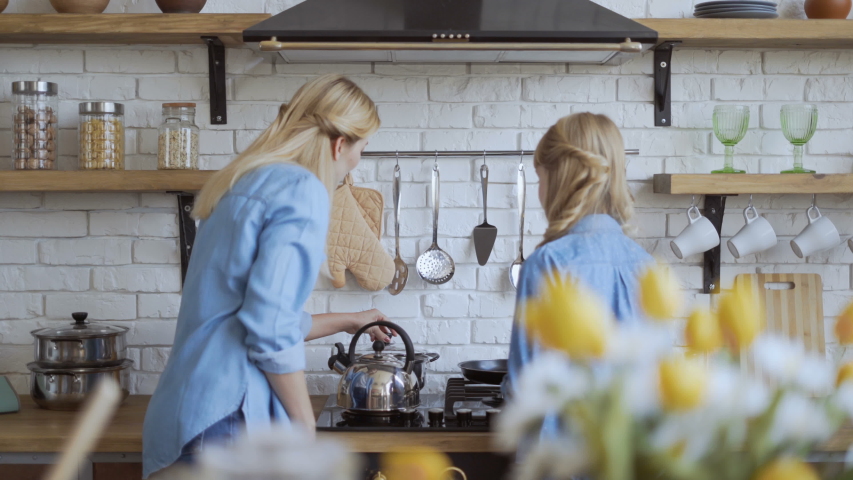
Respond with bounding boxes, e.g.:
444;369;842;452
791;205;840;258
671;205;721;259
727;206;777;259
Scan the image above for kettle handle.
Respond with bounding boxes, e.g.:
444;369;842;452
347;320;415;374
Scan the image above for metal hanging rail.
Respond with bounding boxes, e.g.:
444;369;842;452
361;149;639;158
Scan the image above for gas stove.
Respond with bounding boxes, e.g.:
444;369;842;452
317;379;503;432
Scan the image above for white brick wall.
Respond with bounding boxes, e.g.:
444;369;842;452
1;1;853;397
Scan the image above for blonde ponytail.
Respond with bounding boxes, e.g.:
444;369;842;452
193;74;380;220
534;112;634;246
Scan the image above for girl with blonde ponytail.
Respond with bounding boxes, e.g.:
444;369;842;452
143;75;396;479
505;113;653;441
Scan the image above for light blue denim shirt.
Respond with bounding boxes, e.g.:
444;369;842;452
142;164;330;478
505;214;653;439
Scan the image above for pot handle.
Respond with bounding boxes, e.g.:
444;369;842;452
347;321;415;374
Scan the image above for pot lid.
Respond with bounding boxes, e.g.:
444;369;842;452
31;312;129;340
383;345;439;362
27;358;134;374
354;340;407;367
356;343;439;362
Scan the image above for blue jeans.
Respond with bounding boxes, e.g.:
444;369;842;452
175;409;244;465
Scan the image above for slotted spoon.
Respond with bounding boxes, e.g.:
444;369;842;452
510;161;526;289
388;162;408;295
416;161;455;285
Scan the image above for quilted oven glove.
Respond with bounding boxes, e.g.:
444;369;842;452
327;182;395;291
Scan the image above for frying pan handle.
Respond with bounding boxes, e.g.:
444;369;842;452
348;320;415;374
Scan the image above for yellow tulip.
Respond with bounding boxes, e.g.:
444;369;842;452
638;263;683;321
524;273;612;360
752;458;819;480
717;282;763;351
835;302;853;344
381;447;452;480
685;306;723;355
658;356;708;412
837;362;853;387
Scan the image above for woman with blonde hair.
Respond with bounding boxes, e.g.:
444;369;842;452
143;75;394;478
505;112;653;433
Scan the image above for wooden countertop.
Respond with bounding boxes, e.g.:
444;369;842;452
4;395;852;455
0;396;493;454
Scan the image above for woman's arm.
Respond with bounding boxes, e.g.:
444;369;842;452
264;370;316;437
306;309;397;342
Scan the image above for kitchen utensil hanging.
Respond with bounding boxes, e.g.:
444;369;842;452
416;154;455;285
509;155;526;289
473;151;498;266
389;152;409;295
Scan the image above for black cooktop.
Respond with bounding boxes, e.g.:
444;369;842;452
317;379;503;432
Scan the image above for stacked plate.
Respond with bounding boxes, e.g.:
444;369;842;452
693;0;779;18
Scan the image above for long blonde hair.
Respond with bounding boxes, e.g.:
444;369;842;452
193;74;380;220
534;112;634;246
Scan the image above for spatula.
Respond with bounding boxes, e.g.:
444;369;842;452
473;162;498;266
388;162;408;295
510;161;526;289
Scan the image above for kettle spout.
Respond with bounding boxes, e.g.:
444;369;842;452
327;342;349;374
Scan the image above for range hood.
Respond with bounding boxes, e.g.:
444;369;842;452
244;0;658;65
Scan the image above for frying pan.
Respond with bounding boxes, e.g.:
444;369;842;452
458;359;508;385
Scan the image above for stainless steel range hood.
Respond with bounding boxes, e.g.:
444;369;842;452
244;0;658;65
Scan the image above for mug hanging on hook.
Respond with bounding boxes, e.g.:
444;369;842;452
671;195;720;260
728;194;777;259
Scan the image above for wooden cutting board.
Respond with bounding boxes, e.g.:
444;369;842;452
733;273;825;354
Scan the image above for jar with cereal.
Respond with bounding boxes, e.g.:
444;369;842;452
158;103;199;170
12;81;58;170
79;102;125;170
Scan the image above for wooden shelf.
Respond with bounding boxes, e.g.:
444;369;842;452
0;171;214;192
639;19;853;49
0;14;270;46
0;15;850;49
654;174;853;195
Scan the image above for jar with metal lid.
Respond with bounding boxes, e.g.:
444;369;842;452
79;102;125;170
158;102;199;170
12;81;58;170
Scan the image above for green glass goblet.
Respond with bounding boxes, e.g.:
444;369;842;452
712;105;750;174
781;104;818;174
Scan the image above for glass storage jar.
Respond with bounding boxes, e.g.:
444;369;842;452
12;81;58;170
158;103;199;170
79;102;125;170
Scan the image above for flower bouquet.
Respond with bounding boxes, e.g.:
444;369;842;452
497;264;853;480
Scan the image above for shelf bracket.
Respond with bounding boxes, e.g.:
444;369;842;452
202;36;227;125
702;195;728;294
654;41;679;127
175;193;197;286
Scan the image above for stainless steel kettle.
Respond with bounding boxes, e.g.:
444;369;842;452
328;320;419;413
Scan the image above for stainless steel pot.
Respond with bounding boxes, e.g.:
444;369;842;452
31;312;128;368
27;359;132;411
328;321;419;413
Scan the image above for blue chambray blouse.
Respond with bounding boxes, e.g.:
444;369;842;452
505;214;653;440
142;164;330;478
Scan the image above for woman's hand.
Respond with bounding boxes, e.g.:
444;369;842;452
347;309;398;343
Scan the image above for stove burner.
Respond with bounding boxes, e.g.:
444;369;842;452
444;378;501;420
339;410;424;428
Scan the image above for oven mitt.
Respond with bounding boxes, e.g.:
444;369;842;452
328;179;395;291
0;376;20;414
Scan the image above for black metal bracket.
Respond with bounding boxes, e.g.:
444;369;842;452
702;195;729;294
175;193;197;286
654;41;680;127
202;36;227;125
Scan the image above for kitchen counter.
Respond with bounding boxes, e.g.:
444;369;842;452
0;396;493;454
5;395;853;455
